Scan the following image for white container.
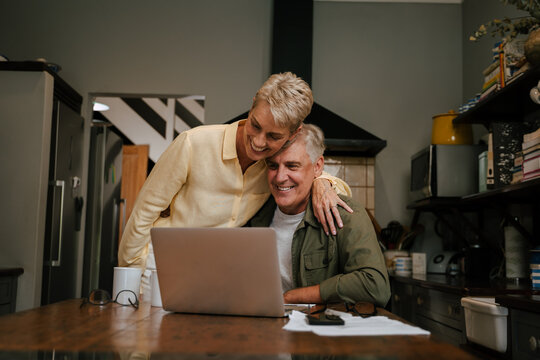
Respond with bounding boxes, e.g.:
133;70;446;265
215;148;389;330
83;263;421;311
383;250;408;275
461;297;508;353
411;252;426;274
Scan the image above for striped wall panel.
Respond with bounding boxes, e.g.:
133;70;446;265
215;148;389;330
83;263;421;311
94;95;205;162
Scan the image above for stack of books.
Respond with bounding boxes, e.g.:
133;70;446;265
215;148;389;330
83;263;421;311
522;127;540;182
480;39;528;100
511;151;523;184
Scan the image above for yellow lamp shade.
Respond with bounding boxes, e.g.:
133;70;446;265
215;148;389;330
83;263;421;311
431;110;473;145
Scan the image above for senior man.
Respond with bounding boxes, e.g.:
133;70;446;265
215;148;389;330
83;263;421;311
247;124;390;307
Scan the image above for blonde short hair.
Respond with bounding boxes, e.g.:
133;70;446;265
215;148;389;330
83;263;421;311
252;72;313;133
299;124;325;163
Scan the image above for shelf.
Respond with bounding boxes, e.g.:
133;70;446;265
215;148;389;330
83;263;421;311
408;177;540;210
453;65;540;126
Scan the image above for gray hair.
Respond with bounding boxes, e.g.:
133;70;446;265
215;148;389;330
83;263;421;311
298;124;325;163
253;72;313;133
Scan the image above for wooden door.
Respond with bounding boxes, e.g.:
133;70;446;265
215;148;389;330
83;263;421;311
119;145;149;243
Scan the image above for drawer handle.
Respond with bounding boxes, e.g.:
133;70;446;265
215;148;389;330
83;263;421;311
394;294;400;302
530;336;538;352
447;305;461;316
417;296;423;306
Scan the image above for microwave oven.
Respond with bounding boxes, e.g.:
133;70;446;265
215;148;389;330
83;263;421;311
410;144;485;201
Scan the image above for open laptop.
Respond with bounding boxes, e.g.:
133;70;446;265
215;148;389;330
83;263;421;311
151;227;285;317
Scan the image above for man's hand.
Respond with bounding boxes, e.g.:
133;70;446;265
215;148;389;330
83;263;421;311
311;178;353;235
283;285;323;304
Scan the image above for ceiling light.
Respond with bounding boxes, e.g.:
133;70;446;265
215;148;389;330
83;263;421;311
93;102;110;111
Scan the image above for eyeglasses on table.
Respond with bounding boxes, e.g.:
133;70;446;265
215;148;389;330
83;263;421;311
80;289;139;309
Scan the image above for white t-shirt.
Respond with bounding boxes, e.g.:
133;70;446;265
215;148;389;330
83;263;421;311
270;207;305;293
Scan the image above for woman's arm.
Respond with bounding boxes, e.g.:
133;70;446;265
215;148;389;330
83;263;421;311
311;173;353;235
118;132;191;269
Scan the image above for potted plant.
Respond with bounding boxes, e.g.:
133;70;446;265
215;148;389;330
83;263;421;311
470;0;540;65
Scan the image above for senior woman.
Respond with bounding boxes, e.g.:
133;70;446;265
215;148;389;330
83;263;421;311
118;72;352;295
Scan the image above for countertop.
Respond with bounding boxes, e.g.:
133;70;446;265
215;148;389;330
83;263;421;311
0;268;24;277
495;294;540;314
391;273;540;296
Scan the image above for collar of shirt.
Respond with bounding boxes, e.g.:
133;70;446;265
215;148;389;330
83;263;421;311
297;199;321;230
222;119;244;160
252;196;322;231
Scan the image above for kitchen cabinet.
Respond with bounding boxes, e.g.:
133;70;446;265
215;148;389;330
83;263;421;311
391;274;539;353
391;281;414;323
414;287;465;346
496;295;540;360
0;269;23;315
391;275;467;347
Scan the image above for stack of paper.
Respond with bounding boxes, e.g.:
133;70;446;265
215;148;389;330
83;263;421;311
283;309;430;337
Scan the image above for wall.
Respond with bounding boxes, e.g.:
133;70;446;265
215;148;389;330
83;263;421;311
0;0;273;121
313;1;462;227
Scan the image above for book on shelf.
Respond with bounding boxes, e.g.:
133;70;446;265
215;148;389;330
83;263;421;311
482;60;499;77
480;83;500;100
523;168;540;181
482;74;500;90
513;127;540;183
524;127;540;143
511;168;523;184
483;66;501;84
480;39;527;92
524;145;540;160
514;151;523;167
523;154;540;174
523;135;540;150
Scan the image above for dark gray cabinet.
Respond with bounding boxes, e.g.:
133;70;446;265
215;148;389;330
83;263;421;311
0;269;23;315
413;287;465;346
511;310;540;360
391;277;465;347
496;295;540;360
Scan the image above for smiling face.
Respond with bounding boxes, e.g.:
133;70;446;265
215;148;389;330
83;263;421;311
266;138;324;215
242;101;298;162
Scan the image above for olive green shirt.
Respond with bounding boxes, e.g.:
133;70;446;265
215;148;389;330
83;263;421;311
247;195;390;307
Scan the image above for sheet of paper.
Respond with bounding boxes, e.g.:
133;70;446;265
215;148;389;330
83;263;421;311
283;310;430;336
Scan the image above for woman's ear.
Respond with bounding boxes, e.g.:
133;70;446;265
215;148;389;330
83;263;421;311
289;124;303;141
314;156;324;178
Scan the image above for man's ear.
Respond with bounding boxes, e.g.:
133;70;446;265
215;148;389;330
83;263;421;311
314;155;324;178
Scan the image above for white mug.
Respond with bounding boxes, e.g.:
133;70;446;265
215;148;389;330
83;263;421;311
394;256;412;275
112;267;143;305
151;270;162;307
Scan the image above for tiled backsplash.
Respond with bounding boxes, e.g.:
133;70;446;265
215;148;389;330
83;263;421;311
324;156;375;216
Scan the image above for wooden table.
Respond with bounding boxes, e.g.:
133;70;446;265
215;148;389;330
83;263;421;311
0;299;477;359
